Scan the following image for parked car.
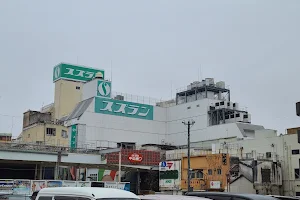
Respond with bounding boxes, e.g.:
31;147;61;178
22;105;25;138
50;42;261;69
268;195;300;200
139;194;210;200
185;192;278;200
36;187;139;200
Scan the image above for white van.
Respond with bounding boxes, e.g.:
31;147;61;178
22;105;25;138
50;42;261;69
36;187;140;200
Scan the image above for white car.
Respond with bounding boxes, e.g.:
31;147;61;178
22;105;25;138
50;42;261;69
36;187;139;200
139;194;210;200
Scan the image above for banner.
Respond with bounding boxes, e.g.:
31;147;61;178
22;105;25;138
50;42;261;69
47;181;62;188
104;182;118;189
118;182;130;191
13;180;31;195
0;180;14;194
62;181;77;187
31;181;46;193
77;181;91;187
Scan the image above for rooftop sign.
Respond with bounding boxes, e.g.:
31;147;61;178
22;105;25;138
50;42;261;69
94;97;154;120
53;63;105;83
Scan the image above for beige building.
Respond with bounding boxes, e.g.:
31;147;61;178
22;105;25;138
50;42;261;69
17;63;105;147
54;79;83;120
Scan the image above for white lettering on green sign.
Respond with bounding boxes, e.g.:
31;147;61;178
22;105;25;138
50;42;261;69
94;97;153;120
70;124;77;149
53;63;105;83
165;180;172;184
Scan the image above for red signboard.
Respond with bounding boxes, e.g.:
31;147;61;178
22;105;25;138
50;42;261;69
106;149;160;166
128;153;143;162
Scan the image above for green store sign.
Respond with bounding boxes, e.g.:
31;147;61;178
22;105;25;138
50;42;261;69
97;80;111;98
70;124;77;149
94;97;153;120
53;63;105;82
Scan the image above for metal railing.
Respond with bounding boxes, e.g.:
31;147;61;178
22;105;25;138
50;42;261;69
0;142;109;155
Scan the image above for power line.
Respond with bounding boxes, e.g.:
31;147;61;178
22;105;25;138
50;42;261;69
0;114;22;118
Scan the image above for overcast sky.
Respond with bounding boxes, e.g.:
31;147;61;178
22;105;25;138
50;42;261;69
0;0;300;137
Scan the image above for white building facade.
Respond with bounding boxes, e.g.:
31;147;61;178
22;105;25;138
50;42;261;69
64;76;265;149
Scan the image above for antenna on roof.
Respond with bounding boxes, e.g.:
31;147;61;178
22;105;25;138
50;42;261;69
171;81;173;99
111;60;113;82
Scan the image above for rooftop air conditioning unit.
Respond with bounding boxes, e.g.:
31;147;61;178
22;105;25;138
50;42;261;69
233;103;239;110
219;101;227;109
115;95;124;101
243;113;251;123
216;81;225;89
205;78;214;86
235;113;243;122
225;115;230;123
191;81;201;89
227;102;233;109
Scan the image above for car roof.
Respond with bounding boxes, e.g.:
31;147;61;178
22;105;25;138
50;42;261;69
268;195;300;200
38;187;139;199
139;195;209;200
186;192;277;200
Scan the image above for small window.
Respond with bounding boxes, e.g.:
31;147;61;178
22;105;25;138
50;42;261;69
295;169;300;179
187;106;191;109
76;86;80;90
61;130;68;138
46;128;56;136
208;169;212;175
36;141;43;145
292;149;300;155
298;130;300;143
196;105;200;107
220;102;224;106
191;169;203;179
266;152;272;158
296;192;300;197
217;169;222;175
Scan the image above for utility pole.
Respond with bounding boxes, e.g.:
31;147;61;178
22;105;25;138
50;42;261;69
182;120;195;192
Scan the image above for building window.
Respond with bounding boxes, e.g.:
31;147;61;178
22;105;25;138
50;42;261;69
61;130;68;138
217;169;222;175
295;169;300;179
296;192;300;197
298;130;300;143
191;169;203;179
28;134;30;138
187;106;191;109
46;128;56;136
76;86;80;90
292;150;300;155
261;168;271;183
208;169;212;175
36;141;43;145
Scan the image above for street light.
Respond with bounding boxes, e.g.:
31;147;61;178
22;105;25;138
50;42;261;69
182;119;195;192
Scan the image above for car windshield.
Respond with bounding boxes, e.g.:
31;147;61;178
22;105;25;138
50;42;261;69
0;195;32;200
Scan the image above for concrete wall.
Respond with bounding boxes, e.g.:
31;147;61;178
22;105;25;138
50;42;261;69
230;176;256;194
74;98;167;148
21;123;69;146
71;97;257;147
54;79;83;120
